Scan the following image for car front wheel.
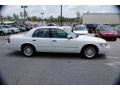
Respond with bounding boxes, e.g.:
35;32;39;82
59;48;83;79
82;46;97;59
22;45;35;57
0;32;4;36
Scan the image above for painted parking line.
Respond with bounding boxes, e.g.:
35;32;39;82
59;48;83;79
0;42;7;46
106;56;120;59
0;42;5;44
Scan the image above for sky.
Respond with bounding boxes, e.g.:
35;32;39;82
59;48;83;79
1;5;120;18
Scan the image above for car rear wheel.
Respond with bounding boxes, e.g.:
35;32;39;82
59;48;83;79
11;30;14;34
22;45;35;57
82;46;97;59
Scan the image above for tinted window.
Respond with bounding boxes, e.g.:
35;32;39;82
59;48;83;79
96;26;101;30
74;25;87;31
101;25;113;30
50;28;68;38
32;28;49;38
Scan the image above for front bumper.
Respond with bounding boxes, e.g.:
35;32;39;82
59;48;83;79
99;45;110;54
101;35;117;39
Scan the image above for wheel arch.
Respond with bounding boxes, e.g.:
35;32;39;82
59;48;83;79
21;43;36;52
80;44;99;54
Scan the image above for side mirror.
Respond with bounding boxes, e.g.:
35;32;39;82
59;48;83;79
67;35;73;39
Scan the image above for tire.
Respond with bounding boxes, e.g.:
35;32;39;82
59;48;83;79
95;34;98;37
82;46;98;59
22;45;35;57
113;37;117;41
11;30;14;34
0;32;4;36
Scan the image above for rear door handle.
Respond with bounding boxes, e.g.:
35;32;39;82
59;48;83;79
32;39;36;41
52;40;57;42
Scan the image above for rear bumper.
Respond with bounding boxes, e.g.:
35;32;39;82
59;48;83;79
7;43;21;51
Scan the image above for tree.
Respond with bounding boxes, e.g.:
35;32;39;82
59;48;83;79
27;17;31;21
31;16;37;21
6;16;13;20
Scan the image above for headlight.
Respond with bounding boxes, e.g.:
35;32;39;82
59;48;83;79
100;43;108;47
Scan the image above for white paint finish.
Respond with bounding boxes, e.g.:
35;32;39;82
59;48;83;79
73;31;88;35
31;37;52;52
51;38;80;53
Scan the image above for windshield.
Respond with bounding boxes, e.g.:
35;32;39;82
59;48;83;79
101;25;113;30
63;28;78;38
74;25;87;31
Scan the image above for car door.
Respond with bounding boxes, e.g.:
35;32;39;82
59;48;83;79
32;28;52;52
50;28;79;53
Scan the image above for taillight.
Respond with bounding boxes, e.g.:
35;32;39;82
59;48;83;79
8;38;10;43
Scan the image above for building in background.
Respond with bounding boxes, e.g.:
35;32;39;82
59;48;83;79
82;13;120;24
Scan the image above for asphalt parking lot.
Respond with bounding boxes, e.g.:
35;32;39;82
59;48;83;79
0;33;120;85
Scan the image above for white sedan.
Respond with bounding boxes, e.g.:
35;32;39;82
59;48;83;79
7;26;110;59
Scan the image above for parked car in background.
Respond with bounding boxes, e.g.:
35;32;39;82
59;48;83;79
3;25;20;34
0;25;11;35
72;25;88;35
19;25;31;31
86;24;98;33
7;26;110;59
115;25;120;37
25;24;33;30
95;25;118;41
13;25;26;32
47;23;57;26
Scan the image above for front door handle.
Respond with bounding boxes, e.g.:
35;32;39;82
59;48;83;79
52;40;57;42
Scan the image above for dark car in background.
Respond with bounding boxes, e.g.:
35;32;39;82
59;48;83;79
95;25;118;41
20;24;32;31
13;25;26;32
47;23;57;26
86;24;98;33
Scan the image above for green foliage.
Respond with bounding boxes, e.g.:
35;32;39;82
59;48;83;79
31;16;38;21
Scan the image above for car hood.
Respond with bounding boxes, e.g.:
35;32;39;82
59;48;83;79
73;30;88;34
100;30;117;34
76;35;107;43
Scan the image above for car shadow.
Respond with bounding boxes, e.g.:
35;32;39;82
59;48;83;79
6;51;107;60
